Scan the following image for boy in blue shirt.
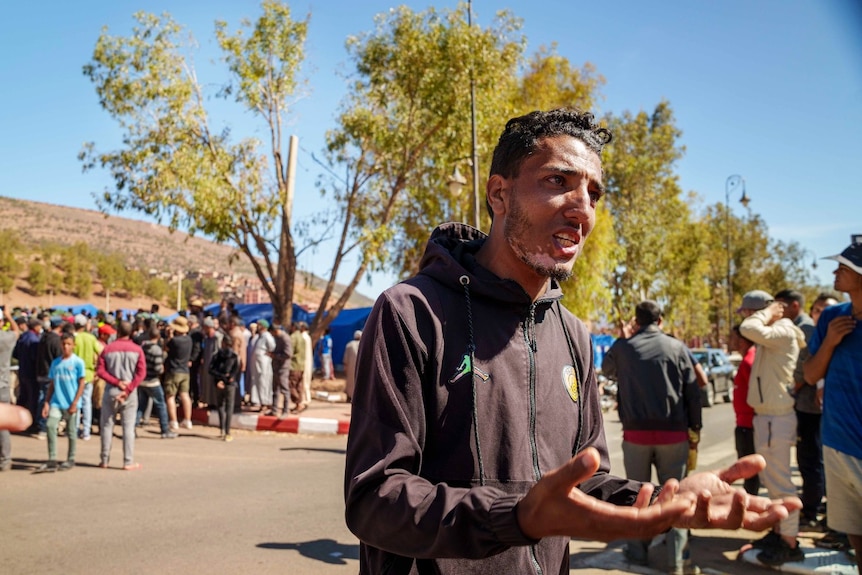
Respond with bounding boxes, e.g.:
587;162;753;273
39;332;86;471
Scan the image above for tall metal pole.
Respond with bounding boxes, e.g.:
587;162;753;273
468;0;480;230
725;174;745;344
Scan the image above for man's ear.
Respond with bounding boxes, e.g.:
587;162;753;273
486;174;508;218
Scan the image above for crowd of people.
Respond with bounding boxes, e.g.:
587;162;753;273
0;299;331;470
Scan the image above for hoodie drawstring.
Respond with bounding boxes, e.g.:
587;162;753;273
460;275;486;486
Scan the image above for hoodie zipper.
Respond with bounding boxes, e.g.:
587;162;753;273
524;303;541;480
523;303;544;575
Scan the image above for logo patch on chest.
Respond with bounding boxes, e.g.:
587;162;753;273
562;365;579;403
448;354;490;384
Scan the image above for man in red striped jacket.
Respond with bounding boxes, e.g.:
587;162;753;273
96;320;146;471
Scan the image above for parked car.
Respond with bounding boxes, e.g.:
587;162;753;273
690;348;736;407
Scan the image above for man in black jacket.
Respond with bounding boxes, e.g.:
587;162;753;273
34;316;64;439
344;108;800;575
602;300;702;574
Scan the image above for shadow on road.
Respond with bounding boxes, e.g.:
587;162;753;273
258;538;359;564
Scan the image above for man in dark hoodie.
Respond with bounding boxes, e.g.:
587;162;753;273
343;108;801;575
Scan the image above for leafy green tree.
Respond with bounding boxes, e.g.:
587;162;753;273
123;268;146;299
182;278;197;309
315;3;523;339
81;2;308;325
601;101;707;338
514;45;604;116
61;243;93;299
0;229;22;301
97;253;126;306
145;276;170;303
27;260;48;296
200;277;220;302
39;245;64;299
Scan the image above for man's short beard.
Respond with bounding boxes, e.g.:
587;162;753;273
504;196;574;283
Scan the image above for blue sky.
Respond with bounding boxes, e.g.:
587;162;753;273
1;0;860;300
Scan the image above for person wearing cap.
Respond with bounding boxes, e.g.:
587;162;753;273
93;323;116;420
198;316;224;411
72;314;99;441
343;329;362;402
249;319;275;412
96;320;146;470
288;323;307;413
739;289;807;565
164;315;194;431
13;318;42;430
188;298;205;327
0;307;21;471
803;243;862;569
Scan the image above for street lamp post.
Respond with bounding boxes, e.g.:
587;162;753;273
725;174;750;343
447;165;468;222
467;0;480;229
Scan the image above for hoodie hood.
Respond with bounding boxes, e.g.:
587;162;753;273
417;222;564;307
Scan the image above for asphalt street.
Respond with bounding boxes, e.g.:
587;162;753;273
0;400;814;575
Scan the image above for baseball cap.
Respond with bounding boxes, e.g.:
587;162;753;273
738;290;774;312
98;324;116;336
50;316;64;328
258;319;270;329
74;314;88;327
203;317;216;328
823;243;862;275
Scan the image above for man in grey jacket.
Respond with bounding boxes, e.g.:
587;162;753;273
603;300;702;575
344;109;800;575
739;289;807;565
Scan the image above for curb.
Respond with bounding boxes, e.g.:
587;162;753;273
189;407;350;436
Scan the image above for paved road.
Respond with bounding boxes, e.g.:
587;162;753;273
0;401;774;575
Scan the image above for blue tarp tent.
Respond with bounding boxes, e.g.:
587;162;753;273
591;333;616;371
66;303;99;316
168;303;372;369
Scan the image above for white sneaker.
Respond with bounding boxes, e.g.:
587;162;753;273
169;421;179;430
181;419;193;430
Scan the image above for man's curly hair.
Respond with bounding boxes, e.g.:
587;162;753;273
489;108;612;179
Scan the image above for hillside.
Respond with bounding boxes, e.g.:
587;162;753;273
0;195;376;313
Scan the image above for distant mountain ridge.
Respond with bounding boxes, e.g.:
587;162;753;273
0;194;375;309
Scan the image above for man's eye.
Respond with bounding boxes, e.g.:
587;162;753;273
589;190;604;202
548;175;564;186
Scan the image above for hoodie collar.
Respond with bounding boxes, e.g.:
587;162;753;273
417;223;564;307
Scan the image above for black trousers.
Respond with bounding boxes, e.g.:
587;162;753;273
796;410;824;519
735;426;761;495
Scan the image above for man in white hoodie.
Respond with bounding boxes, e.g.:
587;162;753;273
739;290;807;566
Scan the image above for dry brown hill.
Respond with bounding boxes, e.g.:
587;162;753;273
0;195;375;313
